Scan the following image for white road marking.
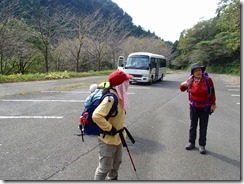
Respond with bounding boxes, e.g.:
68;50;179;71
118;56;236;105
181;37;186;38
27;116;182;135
226;85;240;88
41;91;136;95
129;86;151;89
41;91;90;94
127;92;135;95
0;116;63;119
231;94;240;97
1;92;135;103
228;89;240;91
225;83;240;105
1;99;85;102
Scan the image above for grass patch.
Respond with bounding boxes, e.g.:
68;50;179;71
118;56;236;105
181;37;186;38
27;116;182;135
0;70;113;83
0;68;184;84
52;82;87;91
208;61;240;75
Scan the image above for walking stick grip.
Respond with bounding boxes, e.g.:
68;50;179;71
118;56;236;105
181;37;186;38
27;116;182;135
124;127;135;144
118;131;127;147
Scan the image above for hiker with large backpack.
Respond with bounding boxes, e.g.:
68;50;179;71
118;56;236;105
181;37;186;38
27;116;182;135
92;70;133;180
180;63;216;154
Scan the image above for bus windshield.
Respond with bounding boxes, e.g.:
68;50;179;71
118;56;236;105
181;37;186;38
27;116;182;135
125;55;149;69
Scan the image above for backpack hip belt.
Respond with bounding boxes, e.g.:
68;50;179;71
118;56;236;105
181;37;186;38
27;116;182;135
102;127;135;146
190;100;211;112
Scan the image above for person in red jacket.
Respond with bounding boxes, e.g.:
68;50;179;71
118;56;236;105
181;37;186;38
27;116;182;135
180;63;216;154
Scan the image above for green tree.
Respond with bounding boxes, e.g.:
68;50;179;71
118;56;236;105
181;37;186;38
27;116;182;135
173;0;240;74
0;18;40;74
216;0;240;54
23;0;74;73
173;19;219;68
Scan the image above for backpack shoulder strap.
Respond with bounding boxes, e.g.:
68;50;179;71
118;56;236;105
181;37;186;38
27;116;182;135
203;75;211;96
187;76;194;92
101;92;118;119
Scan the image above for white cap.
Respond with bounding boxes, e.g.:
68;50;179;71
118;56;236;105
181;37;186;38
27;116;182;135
89;84;98;93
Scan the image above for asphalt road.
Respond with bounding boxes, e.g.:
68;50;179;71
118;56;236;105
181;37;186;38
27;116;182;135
0;73;240;181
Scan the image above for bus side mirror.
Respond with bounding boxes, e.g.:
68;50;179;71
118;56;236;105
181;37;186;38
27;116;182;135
118;56;125;69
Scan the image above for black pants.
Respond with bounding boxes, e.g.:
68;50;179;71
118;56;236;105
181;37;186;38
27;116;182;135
188;106;210;146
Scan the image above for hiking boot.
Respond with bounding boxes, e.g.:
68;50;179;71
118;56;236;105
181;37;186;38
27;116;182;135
111;176;118;180
199;146;206;154
185;143;195;150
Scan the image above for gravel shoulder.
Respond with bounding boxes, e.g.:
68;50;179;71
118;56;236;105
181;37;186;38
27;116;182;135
212;74;240;84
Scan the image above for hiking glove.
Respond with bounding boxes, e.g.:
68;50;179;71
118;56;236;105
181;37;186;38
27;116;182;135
107;126;117;136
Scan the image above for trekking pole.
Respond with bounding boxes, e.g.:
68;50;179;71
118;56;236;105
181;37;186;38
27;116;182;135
77;114;89;142
125;144;139;180
118;129;139;180
77;124;84;142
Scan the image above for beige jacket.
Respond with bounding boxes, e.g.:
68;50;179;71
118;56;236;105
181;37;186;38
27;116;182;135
92;89;126;145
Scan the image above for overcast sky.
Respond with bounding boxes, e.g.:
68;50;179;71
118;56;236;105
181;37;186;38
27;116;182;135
111;0;219;42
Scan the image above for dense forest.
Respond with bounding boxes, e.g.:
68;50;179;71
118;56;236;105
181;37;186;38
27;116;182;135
0;0;240;75
172;0;240;74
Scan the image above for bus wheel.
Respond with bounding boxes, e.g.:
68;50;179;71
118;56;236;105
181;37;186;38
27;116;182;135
148;77;153;85
160;74;164;81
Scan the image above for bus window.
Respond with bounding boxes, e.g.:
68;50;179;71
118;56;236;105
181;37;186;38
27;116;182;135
125;55;149;69
125;57;135;67
150;58;156;68
159;58;166;67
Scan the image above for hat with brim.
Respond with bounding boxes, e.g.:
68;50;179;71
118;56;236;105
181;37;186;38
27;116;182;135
109;70;133;86
190;63;205;75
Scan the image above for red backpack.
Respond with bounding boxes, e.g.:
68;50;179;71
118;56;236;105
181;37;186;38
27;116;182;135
187;72;212;111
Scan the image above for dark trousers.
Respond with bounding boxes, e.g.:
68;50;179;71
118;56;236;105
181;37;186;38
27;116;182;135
188;106;210;146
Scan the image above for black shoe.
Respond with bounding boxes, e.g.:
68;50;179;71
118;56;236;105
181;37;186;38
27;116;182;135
185;143;195;150
111;176;118;180
199;146;206;154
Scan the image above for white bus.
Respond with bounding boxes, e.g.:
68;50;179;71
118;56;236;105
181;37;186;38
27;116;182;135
118;52;166;84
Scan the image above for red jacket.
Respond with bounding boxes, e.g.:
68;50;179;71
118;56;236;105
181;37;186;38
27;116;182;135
180;76;216;108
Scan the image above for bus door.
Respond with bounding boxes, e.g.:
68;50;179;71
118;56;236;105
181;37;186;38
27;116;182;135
158;58;166;80
155;58;160;80
150;58;157;81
